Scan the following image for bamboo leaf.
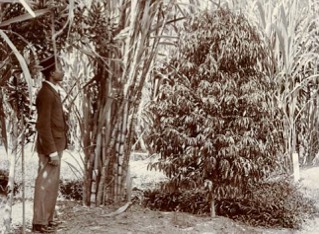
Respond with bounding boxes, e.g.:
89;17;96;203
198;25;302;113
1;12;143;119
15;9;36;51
0;30;33;101
280;4;288;32
256;0;266;29
19;0;36;17
63;160;84;180
0;9;50;27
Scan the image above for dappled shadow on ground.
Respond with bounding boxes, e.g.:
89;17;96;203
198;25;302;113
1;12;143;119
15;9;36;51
3;149;319;234
11;200;295;234
54;201;263;234
9;190;318;234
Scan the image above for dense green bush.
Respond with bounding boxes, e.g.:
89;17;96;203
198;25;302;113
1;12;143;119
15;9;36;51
144;186;210;214
147;7;284;202
143;8;317;228
143;178;317;229
59;179;83;201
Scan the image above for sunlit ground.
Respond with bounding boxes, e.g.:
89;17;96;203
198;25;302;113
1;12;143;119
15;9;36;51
0;145;166;228
0;145;319;233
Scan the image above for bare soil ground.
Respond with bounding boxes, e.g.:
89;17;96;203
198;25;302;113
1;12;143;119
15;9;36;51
1;148;319;233
12;201;292;234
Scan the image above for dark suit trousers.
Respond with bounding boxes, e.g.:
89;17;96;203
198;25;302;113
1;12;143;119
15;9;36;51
33;152;62;225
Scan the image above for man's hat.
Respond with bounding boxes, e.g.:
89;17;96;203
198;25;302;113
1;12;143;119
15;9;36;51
40;55;55;79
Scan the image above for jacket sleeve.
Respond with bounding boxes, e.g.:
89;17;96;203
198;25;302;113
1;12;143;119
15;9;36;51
36;89;57;155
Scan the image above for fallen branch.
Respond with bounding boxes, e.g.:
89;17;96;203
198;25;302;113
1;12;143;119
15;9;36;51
101;202;132;217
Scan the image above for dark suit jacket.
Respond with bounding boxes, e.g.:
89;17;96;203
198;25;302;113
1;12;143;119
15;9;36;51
35;82;67;155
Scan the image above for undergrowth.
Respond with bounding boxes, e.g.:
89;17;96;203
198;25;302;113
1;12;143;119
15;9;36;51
59;179;83;201
143;178;318;229
0;169;19;196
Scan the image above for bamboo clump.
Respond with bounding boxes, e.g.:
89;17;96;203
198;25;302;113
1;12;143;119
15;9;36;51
80;0;178;206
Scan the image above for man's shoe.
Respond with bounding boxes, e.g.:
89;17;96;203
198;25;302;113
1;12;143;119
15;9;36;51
32;224;55;233
49;220;66;231
48;220;62;228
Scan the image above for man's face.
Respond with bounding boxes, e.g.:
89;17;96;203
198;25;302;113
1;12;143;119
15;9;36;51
51;69;64;83
51;60;64;83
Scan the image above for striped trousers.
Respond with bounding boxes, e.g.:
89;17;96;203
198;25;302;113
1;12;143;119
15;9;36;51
32;152;62;225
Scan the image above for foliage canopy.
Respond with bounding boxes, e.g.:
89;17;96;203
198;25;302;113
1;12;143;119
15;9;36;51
147;8;285;200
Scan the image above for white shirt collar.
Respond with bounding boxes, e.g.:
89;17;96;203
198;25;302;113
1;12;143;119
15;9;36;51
44;80;59;93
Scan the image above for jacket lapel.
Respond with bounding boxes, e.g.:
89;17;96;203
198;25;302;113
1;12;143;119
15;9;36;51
42;82;61;100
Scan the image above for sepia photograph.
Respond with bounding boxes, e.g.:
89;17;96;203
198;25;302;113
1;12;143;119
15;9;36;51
0;0;319;233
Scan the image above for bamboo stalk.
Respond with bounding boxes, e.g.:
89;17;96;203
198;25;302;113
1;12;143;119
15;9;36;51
96;127;107;206
1;116;18;234
82;0;184;206
118;100;130;199
114;120;123;203
121;110;135;196
21;132;25;234
0;92;8;153
103;120;120;203
82;92;93;206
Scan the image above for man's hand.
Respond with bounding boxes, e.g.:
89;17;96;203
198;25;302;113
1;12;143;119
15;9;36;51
49;153;59;166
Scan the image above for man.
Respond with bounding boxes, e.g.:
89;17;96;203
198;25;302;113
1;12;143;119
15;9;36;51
32;56;68;233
